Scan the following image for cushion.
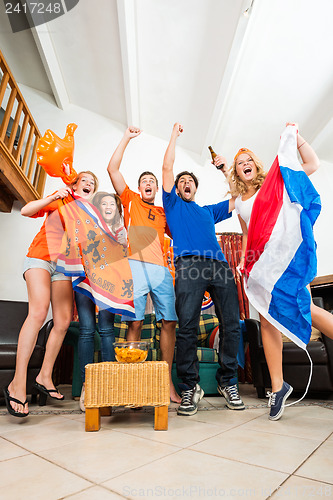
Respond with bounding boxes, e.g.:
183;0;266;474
114;315;128;341
209;326;219;349
282;326;322;343
141;314;156;343
114;313;156;344
172;347;219;363
155;314;219;347
197;314;219;346
197;347;219;363
146;348;160;361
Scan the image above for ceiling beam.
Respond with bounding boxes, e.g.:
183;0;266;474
117;0;140;126
31;24;69;109
200;0;256;163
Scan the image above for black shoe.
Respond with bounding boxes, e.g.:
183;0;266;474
177;384;204;416
3;386;29;418
33;381;64;406
217;383;245;410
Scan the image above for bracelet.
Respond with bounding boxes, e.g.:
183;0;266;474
239;256;245;261
298;141;306;149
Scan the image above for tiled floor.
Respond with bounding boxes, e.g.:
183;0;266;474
1;384;332;500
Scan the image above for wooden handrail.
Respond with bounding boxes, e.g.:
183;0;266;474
0;49;46;211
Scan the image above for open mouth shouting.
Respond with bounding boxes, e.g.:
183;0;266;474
176;174;197;202
72;173;96;199
138;174;158;202
243;166;252;175
235;154;256;183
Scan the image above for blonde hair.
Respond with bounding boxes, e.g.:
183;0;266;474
70;171;99;193
228;151;267;197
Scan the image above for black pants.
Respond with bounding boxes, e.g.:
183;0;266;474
175;257;240;390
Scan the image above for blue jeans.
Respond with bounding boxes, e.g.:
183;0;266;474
175;257;241;390
75;292;115;383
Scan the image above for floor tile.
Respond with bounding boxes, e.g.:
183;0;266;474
38;430;180;483
101;410;225;447
0;414;65;433
285;405;333;420
1;416;97;452
198;396;220;407
1;388;332;500
62;413;86;422
191;427;321;473
240;409;333;441
0;437;29;461
270;475;333;499
64;485;124;499
102;448;288;499
295;440;333;484
0;454;91;500
188;407;267;426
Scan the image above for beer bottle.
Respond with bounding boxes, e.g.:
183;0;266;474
208;146;224;170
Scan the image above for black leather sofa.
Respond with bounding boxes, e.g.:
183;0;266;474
0;300;52;401
245;297;333;398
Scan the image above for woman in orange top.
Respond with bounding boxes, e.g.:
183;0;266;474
4;171;98;417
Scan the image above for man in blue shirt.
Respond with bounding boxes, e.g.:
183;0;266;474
162;123;244;416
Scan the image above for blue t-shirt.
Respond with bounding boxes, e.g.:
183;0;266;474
162;186;231;262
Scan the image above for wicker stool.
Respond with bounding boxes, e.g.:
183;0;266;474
85;361;170;431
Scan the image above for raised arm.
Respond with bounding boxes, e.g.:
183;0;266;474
107;126;142;195
162;123;183;192
287;122;320;176
21;187;71;217
212;153;236;212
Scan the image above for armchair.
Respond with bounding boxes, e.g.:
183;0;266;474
0;300;52;400
245;297;333;398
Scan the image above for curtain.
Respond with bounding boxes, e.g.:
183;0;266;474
217;232;251;383
216;232;249;320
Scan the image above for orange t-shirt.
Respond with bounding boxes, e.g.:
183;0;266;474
120;186;167;267
26;194;73;261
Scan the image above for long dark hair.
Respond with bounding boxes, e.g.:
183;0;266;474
92;192;123;231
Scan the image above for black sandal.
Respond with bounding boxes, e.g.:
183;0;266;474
3;386;29;418
33;381;65;406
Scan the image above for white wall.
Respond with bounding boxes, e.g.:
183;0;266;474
0;85;332;301
309;161;333;278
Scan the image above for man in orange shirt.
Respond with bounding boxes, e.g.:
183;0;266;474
107;127;180;403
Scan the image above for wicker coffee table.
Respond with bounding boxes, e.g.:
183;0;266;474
84;361;170;431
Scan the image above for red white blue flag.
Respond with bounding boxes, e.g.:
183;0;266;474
244;126;321;349
50;196;135;318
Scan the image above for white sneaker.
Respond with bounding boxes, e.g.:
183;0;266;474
217;383;245;410
79;385;85;412
177;384;204;416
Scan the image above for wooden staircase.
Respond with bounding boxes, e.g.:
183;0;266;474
0;49;46;212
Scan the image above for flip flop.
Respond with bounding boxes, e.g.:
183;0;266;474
3;386;29;418
33;381;65;401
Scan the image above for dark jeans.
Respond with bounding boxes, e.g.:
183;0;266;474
75;292;115;383
175;256;241;390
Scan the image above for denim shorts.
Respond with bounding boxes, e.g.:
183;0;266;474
23;257;72;282
121;259;177;322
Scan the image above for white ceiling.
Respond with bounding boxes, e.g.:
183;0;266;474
1;0;333;166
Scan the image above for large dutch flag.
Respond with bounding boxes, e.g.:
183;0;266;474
244;126;321;349
53;197;135;318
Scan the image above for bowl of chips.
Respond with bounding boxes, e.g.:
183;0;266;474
113;341;150;363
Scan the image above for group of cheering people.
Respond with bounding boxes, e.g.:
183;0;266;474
4;121;333;421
